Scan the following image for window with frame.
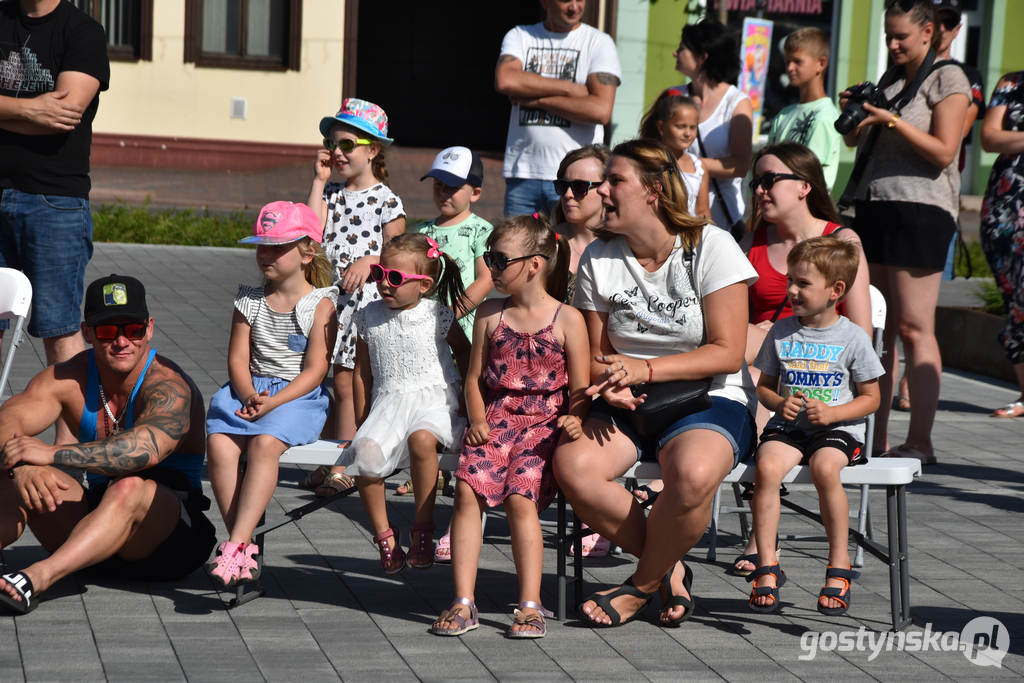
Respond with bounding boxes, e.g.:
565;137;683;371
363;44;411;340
184;0;302;71
71;0;153;62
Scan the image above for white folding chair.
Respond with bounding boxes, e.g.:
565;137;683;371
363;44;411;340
0;268;33;402
708;285;887;568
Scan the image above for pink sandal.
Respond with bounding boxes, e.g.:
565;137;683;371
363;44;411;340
433;532;451;563
206;541;246;589
570;526;611;557
372;528;406;575
407;523;435;569
236;543;262;584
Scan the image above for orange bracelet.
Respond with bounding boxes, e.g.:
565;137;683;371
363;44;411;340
644;359;653;383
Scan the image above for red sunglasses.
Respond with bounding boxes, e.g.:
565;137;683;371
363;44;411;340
369;263;429;288
93;321;147;341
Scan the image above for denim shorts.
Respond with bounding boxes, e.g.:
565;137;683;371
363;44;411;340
0;189;94;337
503;177;561;217
589;395;755;467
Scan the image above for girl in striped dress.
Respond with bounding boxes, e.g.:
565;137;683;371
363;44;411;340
204;202;338;589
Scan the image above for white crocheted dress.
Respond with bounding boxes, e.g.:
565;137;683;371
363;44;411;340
335;298;465;478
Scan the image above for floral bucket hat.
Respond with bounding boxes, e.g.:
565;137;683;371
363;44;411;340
318;98;394;146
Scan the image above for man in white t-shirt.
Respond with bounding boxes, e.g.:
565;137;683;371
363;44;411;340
495;0;621;217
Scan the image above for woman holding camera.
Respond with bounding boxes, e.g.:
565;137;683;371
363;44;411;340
554;139;756;627
674;19;753;235
841;0;969;465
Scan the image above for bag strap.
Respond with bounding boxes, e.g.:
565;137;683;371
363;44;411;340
837;48;939;212
695;126;738;227
769;298;788;323
681;242;707;345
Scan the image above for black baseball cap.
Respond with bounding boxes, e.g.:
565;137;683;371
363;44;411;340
84;274;149;325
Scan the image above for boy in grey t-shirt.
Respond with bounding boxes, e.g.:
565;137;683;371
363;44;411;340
747;237;883;618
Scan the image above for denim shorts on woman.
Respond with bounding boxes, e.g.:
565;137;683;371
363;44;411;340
589;395;755;467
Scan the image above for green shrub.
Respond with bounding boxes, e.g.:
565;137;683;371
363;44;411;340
954;239;992;279
973;278;1007;316
92;202;253;248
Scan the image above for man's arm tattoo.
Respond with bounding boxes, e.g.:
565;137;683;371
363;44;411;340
52;376;192;475
498;55;518;65
594;72;621;86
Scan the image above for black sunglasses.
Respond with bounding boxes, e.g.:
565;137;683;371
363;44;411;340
482;251;549;272
93;321;147;341
553;179;600;199
750;172;804;192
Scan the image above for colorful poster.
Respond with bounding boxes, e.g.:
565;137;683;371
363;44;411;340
739;17;773;135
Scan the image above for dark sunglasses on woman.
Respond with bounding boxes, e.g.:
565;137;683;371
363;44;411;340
482;251;549;272
553;179;600;199
750;172;803;192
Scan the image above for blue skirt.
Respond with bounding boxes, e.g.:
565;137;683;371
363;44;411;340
206;375;329;446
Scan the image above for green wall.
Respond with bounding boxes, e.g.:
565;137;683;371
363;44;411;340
644;0;690;111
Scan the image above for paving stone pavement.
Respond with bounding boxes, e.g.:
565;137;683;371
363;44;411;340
1;243;1022;682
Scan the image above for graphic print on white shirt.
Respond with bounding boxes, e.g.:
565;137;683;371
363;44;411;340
521;47;578;128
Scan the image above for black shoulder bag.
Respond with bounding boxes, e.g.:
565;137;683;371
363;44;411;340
625;244;712;437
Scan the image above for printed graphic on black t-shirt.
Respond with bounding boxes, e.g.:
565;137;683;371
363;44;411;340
0;47;54;93
519;47;579;128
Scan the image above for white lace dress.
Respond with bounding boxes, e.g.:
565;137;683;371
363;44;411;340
335;298;465;478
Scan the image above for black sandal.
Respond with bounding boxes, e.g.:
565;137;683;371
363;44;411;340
818;565;859;616
578;576;655;628
659;563;695;627
0;571;37;615
747;564;786;613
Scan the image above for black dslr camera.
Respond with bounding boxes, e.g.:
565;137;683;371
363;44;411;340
834;81;890;135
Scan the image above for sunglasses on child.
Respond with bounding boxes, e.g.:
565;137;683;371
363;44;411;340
482;251;549;272
92;321;147;341
322;138;373;153
750;172;804;192
553;179;601;199
368;264;429;287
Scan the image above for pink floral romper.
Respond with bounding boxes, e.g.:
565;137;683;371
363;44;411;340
456;302;568;511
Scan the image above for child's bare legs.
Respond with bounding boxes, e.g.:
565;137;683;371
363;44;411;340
207;433;246;530
433;478;486;630
408;430;440;533
355;475;389;536
316;366;355;492
809;448;852;609
750;441;802;607
229;434;287;543
504;493;544;635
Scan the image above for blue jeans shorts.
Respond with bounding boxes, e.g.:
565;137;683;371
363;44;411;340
589;395;756;467
0;189;94;337
503;177;561;217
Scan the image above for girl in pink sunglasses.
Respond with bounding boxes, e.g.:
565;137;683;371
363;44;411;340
334;233;471;574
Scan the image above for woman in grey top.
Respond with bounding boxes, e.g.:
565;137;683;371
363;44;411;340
841;0;969;466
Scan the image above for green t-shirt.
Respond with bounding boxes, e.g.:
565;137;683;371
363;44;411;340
767;97;842;192
413;213;493;339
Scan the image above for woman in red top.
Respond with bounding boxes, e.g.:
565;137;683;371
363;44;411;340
731;142;872;575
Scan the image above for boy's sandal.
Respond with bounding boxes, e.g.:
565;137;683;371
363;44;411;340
0;571;38;615
991;400;1024;418
658;563;695;627
506;601;553;639
315;471;355;497
433;532;452;563
430;597;479;636
817;565;859;616
747;563;787;614
407;523;435;569
578;576;655;628
300;465;332;490
371;527;406;575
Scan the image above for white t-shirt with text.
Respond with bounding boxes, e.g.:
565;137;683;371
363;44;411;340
500;22;621;181
573;225;758;408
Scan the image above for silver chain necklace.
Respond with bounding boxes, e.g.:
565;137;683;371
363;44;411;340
98;383;128;434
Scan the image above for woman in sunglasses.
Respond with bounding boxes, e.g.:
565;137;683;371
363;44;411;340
334;233;471;575
727;142;872;577
554;139;757;628
841;0;970;465
551;144;609;306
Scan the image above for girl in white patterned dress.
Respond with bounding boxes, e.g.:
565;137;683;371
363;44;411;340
306;98;406;496
205;202;338;589
334;233;471;574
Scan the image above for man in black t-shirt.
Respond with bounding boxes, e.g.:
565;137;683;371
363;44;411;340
0;0;110;368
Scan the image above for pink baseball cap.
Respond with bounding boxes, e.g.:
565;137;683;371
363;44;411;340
239;201;324;245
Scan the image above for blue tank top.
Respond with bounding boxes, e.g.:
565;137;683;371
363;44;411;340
79;348;203;489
